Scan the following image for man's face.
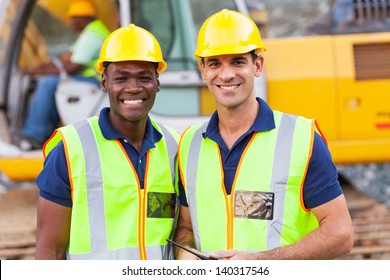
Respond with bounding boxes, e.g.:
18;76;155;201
102;60;160;124
69;16;91;32
199;53;263;110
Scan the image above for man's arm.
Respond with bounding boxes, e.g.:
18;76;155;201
210;194;354;260
35;196;72;259
174;205;200;260
20;51;84;76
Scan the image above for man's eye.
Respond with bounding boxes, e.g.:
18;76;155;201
208;62;219;67
140;76;152;82
233;60;244;65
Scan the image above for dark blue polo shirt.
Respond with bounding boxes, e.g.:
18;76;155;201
178;98;342;209
36;107;162;208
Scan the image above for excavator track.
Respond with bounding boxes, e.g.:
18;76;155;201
0;182;390;260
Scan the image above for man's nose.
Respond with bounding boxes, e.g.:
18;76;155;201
125;79;142;93
219;65;235;81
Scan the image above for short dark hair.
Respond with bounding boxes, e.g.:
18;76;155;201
200;50;259;64
102;61;159;74
249;50;259;61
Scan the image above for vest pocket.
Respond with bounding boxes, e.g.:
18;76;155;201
147;192;176;218
234;190;274;220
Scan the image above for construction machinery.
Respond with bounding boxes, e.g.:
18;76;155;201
263;0;390;202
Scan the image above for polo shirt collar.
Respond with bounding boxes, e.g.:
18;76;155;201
204;97;276;138
98;107;162;146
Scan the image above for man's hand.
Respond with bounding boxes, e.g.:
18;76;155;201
209;250;259;260
19;66;35;76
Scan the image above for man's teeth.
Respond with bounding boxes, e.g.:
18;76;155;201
123;99;143;105
220;85;238;90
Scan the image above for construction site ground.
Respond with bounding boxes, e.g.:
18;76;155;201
1;181;390;260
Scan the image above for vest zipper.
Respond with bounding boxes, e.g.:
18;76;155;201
219;147;234;250
139;151;150;260
139;189;147;260
226;194;234;249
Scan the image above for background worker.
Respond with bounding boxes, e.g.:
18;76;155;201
35;24;179;260
19;0;110;150
175;9;354;260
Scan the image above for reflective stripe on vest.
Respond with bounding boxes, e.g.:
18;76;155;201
179;111;318;253
46;117;178;259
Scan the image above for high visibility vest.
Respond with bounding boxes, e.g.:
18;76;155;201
44;116;179;260
178;111;319;253
79;19;110;78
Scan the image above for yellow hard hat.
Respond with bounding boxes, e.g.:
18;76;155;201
67;0;96;18
195;9;266;58
95;24;167;74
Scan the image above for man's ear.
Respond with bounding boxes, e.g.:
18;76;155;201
156;77;160;92
254;56;264;77
101;74;107;92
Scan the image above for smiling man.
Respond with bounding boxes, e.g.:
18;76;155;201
35;24;179;260
174;9;353;260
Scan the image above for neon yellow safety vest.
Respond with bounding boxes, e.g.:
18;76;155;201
44;116;179;260
178;111;319;253
80;19;110;78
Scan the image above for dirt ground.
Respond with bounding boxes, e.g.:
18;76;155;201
0;184;38;259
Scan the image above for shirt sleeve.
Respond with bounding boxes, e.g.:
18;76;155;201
35;142;72;207
303;132;343;209
178;176;189;207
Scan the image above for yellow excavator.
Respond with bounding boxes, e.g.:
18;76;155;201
263;0;390;199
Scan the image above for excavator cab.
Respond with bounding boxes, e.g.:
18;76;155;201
1;0;119;143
